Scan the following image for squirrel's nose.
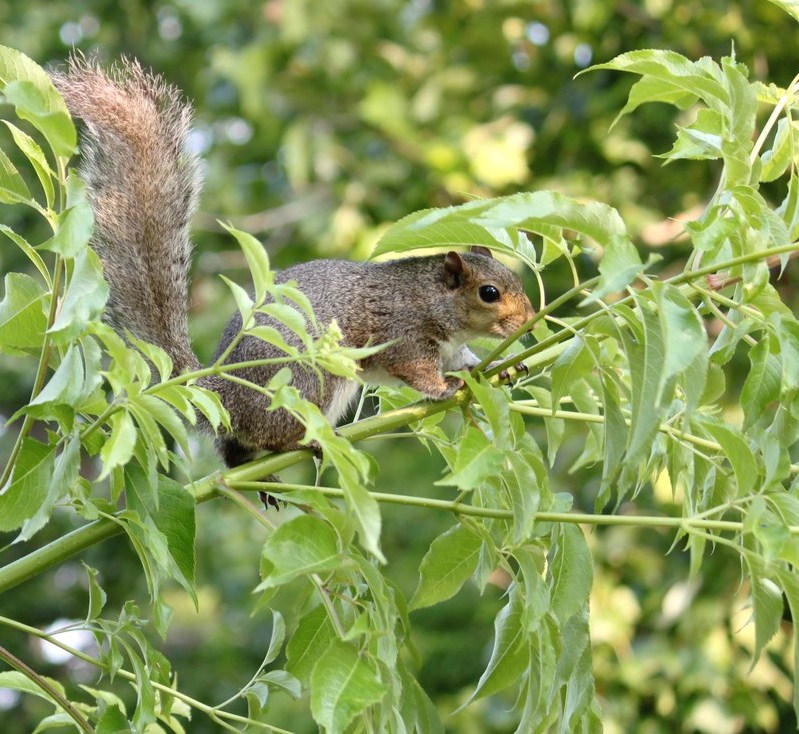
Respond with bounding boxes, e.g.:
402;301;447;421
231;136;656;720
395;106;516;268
524;296;535;322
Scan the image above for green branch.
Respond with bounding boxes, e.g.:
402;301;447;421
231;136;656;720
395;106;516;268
0;644;94;734
226;481;799;536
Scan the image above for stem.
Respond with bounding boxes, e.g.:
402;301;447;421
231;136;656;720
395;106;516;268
0;514;124;593
226;481;799;535
509;402;721;451
0;644;94;734
749;73;799;164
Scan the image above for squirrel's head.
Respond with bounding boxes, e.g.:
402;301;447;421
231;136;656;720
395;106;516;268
444;247;534;338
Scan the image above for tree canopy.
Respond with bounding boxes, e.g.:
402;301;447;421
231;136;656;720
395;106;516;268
2;1;799;732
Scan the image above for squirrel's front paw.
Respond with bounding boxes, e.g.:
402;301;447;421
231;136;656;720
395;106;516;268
439;375;465;398
487;360;529;385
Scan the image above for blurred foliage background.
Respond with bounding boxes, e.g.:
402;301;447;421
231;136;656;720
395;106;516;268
0;1;798;732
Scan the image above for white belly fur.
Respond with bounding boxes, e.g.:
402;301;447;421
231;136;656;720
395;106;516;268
324;379;361;424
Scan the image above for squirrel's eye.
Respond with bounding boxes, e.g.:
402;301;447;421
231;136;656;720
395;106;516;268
479;285;500;303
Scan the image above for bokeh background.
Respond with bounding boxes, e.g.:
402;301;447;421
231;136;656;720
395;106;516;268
1;1;798;732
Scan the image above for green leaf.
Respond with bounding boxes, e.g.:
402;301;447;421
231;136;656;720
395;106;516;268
222;223;273;303
776;569;799;726
398;660;444;734
619;300;665;483
331;450;383;562
699;418;758;495
128;401;169;470
653;283;707;404
95;703;132;734
778;174;799;242
49;247;109;343
262;610;286;666
0;45;76;157
185;384;228;429
84;563;108;621
260;301;313;347
741;338;781;428
410;524;482;610
99;410;137;480
665;108;724;161
609;74;698;127
765;0;799;22
40;201;94;258
25;344;94;426
435;424;505;490
506;442;546;544
17;431;81;542
597;373;627;508
269;386;384;560
557;611;597;731
461;371;513;447
0;144;30;203
744;558;783;665
760;117;798;183
32;713;77;732
589;50;727;112
0;224;50;282
475;191;640;296
244;681;270;717
0;437;55;532
592;235;644;301
310;640;387;734
120;464;197;607
372;197;536;267
777;314;799;393
468;584;529;702
2;120;55;206
258;515;341;588
0;272;47;355
127;335;174;384
0;671;67;703
550;336;598;409
286;605;336;686
549;524;593;623
151;475;197;602
220;275;254;325
133;393;190;458
475;191;629;250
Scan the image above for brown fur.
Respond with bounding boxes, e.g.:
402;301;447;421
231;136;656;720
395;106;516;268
52;56;201;374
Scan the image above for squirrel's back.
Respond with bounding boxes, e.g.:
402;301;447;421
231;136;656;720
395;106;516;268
52;57;201;373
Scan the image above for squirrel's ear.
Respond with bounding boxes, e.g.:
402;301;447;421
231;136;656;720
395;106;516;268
444;251;466;287
470;245;493;259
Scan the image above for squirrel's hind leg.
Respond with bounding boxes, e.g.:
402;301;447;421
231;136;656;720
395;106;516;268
217;436;256;468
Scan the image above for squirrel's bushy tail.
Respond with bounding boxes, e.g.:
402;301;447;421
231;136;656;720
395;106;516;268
52;56;202;374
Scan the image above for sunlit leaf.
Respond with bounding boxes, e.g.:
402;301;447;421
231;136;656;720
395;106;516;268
549;524;593;623
310;640;387;734
258;515;341;588
410;524;482;610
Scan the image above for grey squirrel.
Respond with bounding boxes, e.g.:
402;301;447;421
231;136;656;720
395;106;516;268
52;57;534;468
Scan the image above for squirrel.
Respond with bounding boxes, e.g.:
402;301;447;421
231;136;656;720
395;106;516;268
51;57;535;469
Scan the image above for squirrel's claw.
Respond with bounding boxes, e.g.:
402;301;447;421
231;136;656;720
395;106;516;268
259;486;282;510
488;360;528;385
